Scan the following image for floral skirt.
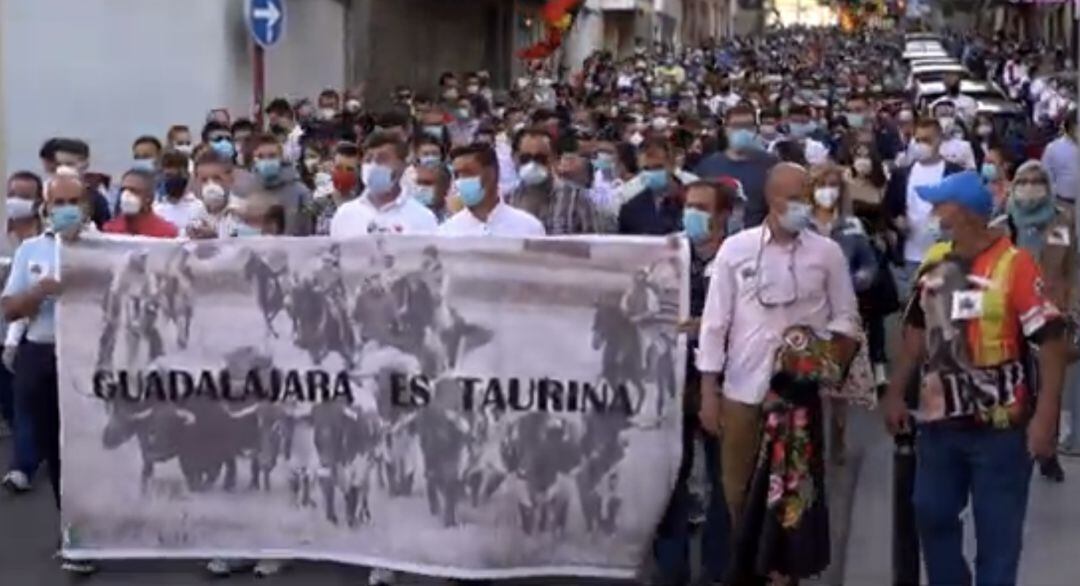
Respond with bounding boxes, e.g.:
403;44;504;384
730;374;830;583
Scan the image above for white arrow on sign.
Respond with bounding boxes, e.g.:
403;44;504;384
254;1;282;43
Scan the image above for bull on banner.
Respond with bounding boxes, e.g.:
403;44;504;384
55;233;688;580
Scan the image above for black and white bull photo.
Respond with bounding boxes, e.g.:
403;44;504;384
60;235;686;575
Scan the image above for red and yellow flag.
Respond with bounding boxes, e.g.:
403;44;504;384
518;0;586;61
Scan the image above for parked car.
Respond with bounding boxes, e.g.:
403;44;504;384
907;63;971;89
916;80;1008;109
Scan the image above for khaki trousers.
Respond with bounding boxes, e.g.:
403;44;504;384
720;396;763;538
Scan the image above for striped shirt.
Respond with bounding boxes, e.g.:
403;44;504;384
507;179;603;235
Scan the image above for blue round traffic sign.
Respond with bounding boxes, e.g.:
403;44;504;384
247;0;285;48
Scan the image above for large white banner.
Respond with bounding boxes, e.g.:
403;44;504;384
57;234;688;580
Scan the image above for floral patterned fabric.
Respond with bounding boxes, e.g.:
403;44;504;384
730;325;836;583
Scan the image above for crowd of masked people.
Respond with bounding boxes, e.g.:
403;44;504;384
0;23;1077;586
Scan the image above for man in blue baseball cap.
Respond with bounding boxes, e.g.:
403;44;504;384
914;170;995;245
882;168;1069;586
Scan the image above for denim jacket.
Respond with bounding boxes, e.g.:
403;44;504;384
812;215;879;293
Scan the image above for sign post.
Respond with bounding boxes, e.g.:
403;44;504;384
246;0;285;129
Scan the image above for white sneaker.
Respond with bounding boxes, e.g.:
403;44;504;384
254;559;287;577
369;567;398;585
1;470;30;492
60;558;97;575
206;558;255;576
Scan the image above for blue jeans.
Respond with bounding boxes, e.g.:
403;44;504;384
0;364;37;477
0;365;11;424
652;418;730;584
892;260;922;302
914;425;1033;586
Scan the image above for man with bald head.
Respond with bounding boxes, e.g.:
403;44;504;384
1;173;96;573
695;162;860;563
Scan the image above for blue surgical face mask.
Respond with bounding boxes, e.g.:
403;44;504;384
788;121;814;139
418;154;442;168
49;204;82;233
727;210;745;235
980;162;999;183
455;176;485;207
362;163;396;195
412;185;435;206
682;208;712;243
423;125;444;140
594;152;615;172
234;223;262;238
211;139;236;159
254;158;282;181
846;113;866;129
925;215;952;242
727;129;758;151
641;169;669;192
779;201;812;233
132;157;156;173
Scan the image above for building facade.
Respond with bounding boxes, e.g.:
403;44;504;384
0;0;348;180
563;0;735;70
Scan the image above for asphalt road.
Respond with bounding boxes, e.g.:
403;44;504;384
0;451;625;586
0;420;867;586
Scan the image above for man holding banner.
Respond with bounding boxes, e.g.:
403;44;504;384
1;174;97;575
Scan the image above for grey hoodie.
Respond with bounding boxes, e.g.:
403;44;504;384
236;165;313;236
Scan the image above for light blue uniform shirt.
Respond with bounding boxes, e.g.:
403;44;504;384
1041;135;1079;203
2;232;59;343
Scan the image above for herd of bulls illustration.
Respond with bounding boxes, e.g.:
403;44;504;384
94;244;677;536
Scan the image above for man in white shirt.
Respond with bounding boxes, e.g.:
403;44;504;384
440;144;545;237
153;151;206;233
771;104;830;166
696;162;860;544
329;132;438;238
1042;115;1079;209
935;74;978;124
931;101;976;171
884;118;963;297
340;138;436;586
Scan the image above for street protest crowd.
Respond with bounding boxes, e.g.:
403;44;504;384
0;21;1078;586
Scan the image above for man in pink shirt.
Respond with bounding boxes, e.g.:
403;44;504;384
696;163;860;560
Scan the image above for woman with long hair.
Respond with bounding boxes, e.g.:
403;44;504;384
808;164;881;463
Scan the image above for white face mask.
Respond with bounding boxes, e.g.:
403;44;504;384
977;125;993;138
853;157;873;176
938;117;956;134
119;190;142;216
518;162;550;186
813;186;840;209
1013;184;1049;205
910;142;934;163
201;182;227;210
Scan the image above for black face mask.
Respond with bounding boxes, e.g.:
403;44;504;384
163;175;188;198
947;85;960;96
269;123;287;135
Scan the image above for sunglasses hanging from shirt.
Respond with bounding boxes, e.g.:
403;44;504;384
754;228;800;307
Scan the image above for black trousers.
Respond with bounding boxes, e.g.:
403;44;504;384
865;313;888;366
13;341;59;508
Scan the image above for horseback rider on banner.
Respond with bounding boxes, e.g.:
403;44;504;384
159;245;196;349
96;249;164;370
620;268;661;360
310;244;349;329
